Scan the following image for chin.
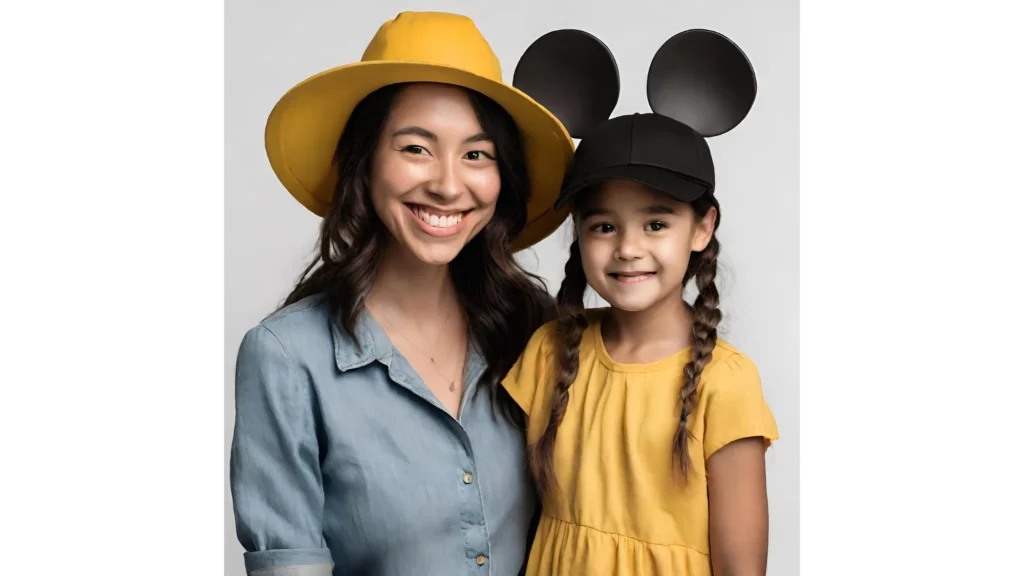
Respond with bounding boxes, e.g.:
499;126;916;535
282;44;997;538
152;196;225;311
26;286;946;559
604;296;658;312
406;241;465;266
591;285;656;312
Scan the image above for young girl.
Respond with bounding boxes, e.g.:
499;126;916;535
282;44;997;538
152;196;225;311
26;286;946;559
504;29;779;575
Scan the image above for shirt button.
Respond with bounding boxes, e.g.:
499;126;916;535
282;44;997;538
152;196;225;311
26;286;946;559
463;472;474;484
476;555;487;566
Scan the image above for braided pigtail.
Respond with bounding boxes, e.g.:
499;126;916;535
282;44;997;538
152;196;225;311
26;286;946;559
673;233;722;476
528;239;588;494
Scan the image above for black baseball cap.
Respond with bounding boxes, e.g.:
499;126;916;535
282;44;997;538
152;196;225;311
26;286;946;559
555;113;717;213
511;28;757;231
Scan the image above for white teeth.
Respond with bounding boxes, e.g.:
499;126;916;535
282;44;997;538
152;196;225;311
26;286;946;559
414;207;464;228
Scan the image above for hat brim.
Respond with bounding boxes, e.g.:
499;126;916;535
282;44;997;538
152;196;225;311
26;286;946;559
265;60;574;252
555;164;716;210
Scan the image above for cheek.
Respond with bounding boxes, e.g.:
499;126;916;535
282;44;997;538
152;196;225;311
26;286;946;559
371;155;427;207
652;243;689;280
579;240;610;280
464;165;501;205
369;157;396;213
368;172;390;221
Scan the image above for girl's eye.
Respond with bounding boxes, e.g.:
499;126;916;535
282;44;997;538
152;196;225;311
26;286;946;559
645;221;667;232
591;223;615;234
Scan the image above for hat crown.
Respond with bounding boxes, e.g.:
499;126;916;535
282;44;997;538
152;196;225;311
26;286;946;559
570;113;714;186
361;12;502;82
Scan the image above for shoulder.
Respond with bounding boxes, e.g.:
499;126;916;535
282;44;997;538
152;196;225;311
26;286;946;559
522;317;560;355
511;318;560;376
233;297;332;424
258;293;330;334
501;318;562;415
238;294;334;366
697;339;779;456
521;306;605;357
699;339;762;393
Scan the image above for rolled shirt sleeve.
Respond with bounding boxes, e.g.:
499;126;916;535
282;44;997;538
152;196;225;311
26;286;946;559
230;325;334;575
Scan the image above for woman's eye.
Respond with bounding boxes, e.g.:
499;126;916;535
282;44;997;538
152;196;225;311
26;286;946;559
646;221;667;232
403;145;427;155
465;150;494;161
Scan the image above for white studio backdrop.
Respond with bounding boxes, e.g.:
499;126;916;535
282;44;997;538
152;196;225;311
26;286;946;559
225;0;799;574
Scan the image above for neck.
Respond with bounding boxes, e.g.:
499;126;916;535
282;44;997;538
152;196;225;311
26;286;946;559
366;238;459;324
605;291;692;349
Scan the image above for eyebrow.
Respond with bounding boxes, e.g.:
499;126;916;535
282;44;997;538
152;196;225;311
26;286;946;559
580;204;678;219
644;204;677;215
392;126;492;144
579;207;609;219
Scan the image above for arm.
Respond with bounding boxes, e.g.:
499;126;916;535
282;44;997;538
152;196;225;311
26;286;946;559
707;437;770;576
701;352;779;576
230;325;334;576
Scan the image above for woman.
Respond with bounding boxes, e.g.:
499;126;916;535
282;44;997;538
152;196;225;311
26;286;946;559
229;12;575;576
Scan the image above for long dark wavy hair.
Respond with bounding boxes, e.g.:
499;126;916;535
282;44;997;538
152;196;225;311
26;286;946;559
528;191;721;493
281;82;553;418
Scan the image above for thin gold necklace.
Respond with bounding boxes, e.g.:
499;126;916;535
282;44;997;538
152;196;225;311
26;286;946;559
376;307;463;392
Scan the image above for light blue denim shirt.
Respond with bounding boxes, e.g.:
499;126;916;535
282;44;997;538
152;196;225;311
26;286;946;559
230;294;536;576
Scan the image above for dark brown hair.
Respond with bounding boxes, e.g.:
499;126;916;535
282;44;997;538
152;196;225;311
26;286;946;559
528;191;720;493
281;83;552;419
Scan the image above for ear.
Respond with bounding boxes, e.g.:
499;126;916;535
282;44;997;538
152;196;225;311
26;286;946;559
513;29;619;139
691;206;718;252
647;29;757;137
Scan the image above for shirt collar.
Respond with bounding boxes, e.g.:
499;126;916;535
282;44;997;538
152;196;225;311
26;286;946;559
331;307;486;375
331;309;393;372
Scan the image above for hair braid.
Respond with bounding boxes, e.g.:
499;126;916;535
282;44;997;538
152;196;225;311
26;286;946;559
528;239;588;494
673;234;722;476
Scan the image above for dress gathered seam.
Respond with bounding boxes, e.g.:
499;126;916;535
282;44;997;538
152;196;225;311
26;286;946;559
541;513;710;556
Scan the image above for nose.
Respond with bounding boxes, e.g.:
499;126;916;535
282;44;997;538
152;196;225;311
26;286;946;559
614;227;644;260
426;156;464;202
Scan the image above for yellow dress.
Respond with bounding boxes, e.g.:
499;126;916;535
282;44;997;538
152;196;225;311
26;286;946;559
502;310;779;576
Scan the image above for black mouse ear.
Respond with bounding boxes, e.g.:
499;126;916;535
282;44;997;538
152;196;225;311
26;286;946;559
513;29;619;139
647;29;756;137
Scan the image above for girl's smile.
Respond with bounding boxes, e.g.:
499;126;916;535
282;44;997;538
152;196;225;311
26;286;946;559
609;271;657;284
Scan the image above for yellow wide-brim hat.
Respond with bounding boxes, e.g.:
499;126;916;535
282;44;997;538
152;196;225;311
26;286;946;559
265;11;574;251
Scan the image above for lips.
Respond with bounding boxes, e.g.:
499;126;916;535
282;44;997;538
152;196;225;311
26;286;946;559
406;203;467;229
609;272;656;284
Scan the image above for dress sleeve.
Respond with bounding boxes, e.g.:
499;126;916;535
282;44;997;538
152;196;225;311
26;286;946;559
701;352;780;461
229;325;334;576
501;321;557;420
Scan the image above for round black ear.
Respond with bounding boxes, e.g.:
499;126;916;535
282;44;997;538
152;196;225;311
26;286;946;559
513;29;619;139
647;29;756;137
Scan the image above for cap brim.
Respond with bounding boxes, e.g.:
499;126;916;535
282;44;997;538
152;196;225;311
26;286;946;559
555;164;714;210
265;60;575;252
